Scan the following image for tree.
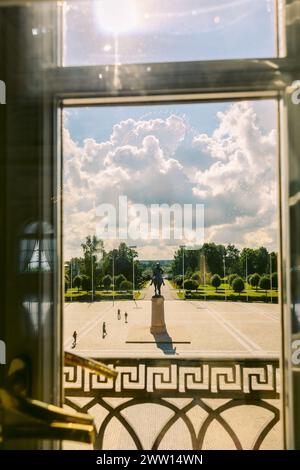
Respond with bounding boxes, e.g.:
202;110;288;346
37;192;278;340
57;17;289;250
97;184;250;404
228;273;238;286
120;280;133;291
232;277;245;296
81;235;105;292
249;273;260;291
102;275;112;290
259;276;271;292
183;279;199;290
73;275;82;291
115;274;127;289
175;275;183;287
201;243;225;276
191;272;201;282
240;248;256;276
211;274;221;291
271;272;278;289
254;247;269;275
225;244;240;274
81;274;90;291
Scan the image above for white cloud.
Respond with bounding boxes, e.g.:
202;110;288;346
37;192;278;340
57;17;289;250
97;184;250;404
63;103;278;260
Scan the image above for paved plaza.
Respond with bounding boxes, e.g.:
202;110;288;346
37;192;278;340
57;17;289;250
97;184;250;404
64;283;282;450
64;281;280;358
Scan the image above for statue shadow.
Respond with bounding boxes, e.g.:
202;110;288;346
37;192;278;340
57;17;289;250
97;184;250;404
152;331;177;355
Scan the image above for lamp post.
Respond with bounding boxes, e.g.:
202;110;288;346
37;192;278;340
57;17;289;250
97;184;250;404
270;253;273;304
112;252;115;306
180;245;186;299
86;240;94;303
223;255;227;301
245;254;248;302
129;246;137;302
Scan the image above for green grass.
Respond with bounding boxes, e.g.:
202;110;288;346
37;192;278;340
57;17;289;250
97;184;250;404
171;282;278;302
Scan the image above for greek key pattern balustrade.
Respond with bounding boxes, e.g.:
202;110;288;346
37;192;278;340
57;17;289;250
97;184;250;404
64;358;281;450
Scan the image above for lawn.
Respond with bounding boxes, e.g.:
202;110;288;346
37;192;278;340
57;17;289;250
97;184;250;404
173;282;278;302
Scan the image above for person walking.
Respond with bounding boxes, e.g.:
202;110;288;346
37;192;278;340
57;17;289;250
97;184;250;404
124;312;128;324
117;309;121;320
102;321;107;338
72;330;77;348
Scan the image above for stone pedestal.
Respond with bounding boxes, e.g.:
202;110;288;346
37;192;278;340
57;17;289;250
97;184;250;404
150;295;166;334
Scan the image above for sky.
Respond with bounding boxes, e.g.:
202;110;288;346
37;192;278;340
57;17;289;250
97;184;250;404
64;0;276;65
63;0;278;261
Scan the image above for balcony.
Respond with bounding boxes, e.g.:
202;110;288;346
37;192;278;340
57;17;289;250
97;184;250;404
64;357;281;450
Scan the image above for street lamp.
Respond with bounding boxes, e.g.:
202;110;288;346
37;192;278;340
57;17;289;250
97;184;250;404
270;253;273;304
245;254;248;302
86;240;94;302
112;251;115;306
223;255;227;301
129;246;137;302
180;245;186;299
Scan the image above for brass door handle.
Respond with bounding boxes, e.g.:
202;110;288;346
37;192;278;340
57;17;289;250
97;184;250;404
0;357;98;444
64;351;117;379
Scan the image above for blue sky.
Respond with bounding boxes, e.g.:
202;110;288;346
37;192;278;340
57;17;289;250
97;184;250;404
64;0;276;65
63;1;278;260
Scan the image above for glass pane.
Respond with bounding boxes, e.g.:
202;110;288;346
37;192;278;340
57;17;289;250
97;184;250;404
63;0;277;66
63;99;283;449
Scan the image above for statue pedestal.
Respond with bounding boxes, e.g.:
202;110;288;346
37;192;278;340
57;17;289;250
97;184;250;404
150;295;166;334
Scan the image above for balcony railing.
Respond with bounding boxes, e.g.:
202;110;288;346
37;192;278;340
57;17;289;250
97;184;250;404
64;357;281;450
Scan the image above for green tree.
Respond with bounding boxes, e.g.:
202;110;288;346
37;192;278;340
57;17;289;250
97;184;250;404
228;273;238;286
81;274;90;291
211;274;221;291
81;235;105;292
183;279;199;290
175;275;183;287
225;244;240;274
232;277;245;296
115;274;127;289
102;274;112;290
201;243;225;276
73;275;82;291
249;273;260;291
120;280;133;291
259;275;271;292
271;272;278;289
254;247;269;275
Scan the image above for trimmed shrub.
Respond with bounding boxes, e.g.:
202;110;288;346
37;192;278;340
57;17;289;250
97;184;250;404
115;274;127;289
120;280;133;291
249;273;260;291
228;273;238;286
102;274;112;289
175;275;183;287
81;274;90;291
191;272;201;282
73;275;82;291
232;277;245;295
271;272;278;289
183;279;199;290
211;274;221;291
259;275;271;291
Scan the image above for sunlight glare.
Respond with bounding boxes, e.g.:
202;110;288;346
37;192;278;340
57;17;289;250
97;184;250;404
94;0;139;34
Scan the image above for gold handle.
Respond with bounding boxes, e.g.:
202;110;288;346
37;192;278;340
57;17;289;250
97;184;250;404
0;356;98;444
64;351;118;379
0;388;96;444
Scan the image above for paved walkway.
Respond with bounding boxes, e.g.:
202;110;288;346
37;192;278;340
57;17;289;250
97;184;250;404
64;299;280;358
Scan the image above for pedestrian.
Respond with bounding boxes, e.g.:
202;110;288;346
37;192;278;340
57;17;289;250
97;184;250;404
124;312;128;323
102;321;107;338
117;308;121;320
72;330;77;348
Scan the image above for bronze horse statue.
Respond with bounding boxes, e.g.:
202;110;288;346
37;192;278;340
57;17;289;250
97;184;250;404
150;263;165;297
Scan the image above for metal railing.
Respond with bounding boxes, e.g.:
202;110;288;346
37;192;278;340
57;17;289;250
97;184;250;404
64;357;281;450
